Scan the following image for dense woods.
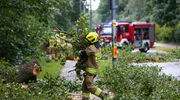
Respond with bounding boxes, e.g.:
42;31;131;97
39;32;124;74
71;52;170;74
97;0;180;42
0;0;81;64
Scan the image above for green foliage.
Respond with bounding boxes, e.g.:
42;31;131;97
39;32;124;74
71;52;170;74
152;0;179;26
68;16;91;56
0;59;18;83
0;59;81;99
96;49;180;100
55;0;81;30
66;16;92;80
156;24;174;42
101;65;180;100
97;0;179;42
117;48;174;63
120;0;148;21
97;0;111;22
38;57;63;79
174;22;180;43
0;0;82;64
0;75;81;100
0;0;61;64
98;0;179;25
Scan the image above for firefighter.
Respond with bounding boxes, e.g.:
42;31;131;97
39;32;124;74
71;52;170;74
56;32;67;49
96;24;102;34
48;35;57;60
77;32;109;100
56;32;67;60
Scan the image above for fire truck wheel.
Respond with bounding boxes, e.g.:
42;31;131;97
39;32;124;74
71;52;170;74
139;43;149;53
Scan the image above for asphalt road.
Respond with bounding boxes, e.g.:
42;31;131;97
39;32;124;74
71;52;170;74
60;60;77;81
133;62;180;80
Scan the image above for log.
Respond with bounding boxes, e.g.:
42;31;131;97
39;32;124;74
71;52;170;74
16;59;42;84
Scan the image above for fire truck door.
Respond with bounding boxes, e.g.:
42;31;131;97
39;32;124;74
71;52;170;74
134;28;142;48
149;26;155;42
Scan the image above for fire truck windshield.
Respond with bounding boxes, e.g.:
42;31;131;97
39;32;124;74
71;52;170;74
101;26;112;34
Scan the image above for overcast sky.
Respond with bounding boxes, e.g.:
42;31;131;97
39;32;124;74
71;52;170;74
86;0;100;10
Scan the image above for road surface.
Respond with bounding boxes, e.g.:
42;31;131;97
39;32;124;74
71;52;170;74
133;62;180;80
155;43;180;49
60;60;77;81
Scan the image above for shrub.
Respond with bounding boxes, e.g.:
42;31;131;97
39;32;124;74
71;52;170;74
0;59;18;83
117;48;174;63
174;22;180;43
0;74;81;100
97;50;180;100
156;24;174;42
0;59;81;100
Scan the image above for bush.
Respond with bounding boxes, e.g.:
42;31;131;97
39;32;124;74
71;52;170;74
97;50;180;100
0;59;81;99
0;75;81;100
117;47;174;63
156;24;174;42
174;22;180;43
0;59;18;83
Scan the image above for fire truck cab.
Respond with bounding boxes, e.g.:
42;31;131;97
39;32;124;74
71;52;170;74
96;24;112;46
116;22;155;52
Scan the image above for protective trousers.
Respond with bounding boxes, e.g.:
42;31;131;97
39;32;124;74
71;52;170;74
82;72;105;100
48;47;57;60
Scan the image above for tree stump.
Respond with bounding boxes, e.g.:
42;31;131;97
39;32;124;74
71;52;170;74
16;59;42;84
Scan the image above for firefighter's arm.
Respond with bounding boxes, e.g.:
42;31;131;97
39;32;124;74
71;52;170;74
86;49;98;68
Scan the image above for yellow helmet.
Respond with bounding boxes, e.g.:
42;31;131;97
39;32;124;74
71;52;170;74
86;32;99;43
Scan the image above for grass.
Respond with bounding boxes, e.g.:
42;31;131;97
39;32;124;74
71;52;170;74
152;46;175;52
157;41;180;45
38;57;63;79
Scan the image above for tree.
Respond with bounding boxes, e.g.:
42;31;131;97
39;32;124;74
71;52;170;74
97;0;111;22
55;0;82;30
0;0;69;64
152;0;179;26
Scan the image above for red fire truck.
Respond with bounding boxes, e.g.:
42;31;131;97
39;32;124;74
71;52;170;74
96;24;112;46
97;22;155;52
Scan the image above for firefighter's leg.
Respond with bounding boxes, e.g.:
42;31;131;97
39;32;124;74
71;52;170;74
82;79;90;100
84;73;106;98
48;48;53;60
51;48;56;60
52;54;56;60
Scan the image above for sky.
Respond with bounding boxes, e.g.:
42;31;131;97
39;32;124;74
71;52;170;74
86;0;100;10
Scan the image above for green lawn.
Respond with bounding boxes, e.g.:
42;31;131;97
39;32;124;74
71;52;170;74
152;46;175;52
38;57;63;79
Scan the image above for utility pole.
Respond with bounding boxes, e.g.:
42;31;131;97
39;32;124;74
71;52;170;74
80;0;82;15
90;0;92;29
111;0;117;67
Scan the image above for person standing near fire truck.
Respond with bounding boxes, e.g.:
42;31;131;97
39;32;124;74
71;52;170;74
77;32;109;100
48;35;57;60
